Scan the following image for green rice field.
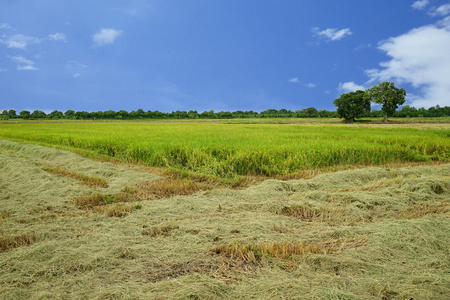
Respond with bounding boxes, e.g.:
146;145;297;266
0;121;448;179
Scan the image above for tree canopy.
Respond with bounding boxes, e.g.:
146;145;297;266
364;81;406;122
333;90;370;122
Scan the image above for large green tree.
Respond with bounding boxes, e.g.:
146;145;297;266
19;110;31;119
333;90;370;122
364;81;406;123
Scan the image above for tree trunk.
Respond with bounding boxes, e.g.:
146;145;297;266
383;114;388;123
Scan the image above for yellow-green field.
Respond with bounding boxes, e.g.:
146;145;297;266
0;120;448;180
1;120;449;299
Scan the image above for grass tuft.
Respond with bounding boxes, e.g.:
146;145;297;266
136;177;203;199
43;166;108;188
281;205;322;221
0;209;13;222
0;232;38;252
397;202;449;219
142;224;179;237
74;192;137;217
214;238;367;263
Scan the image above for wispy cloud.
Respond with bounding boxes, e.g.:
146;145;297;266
92;28;123;46
354;43;372;51
430;4;450;16
3;34;41;49
304;83;316;88
312;27;352;41
412;0;429;10
49;32;67;42
338;82;366;93
288;78;316;88
66;60;87;78
17;65;38;71
365;20;450;107
9;55;38;71
0;23;11;29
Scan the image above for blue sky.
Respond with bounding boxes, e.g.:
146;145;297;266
1;0;450;113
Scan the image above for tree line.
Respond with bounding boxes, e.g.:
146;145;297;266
2;81;449;121
2;105;448;121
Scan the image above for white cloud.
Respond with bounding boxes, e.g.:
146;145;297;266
73;73;81;78
437;16;450;28
313;27;352;41
0;67;6;72
432;4;450;16
9;55;38;71
304;83;316;88
49;32;67;42
338;82;366;93
9;55;34;65
288;77;299;83
412;0;429;10
366;21;450;107
0;23;11;29
4;34;41;49
92;28;123;46
17;65;38;71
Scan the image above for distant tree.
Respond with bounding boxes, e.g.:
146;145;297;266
116;110;129;119
199;110;215;119
364;82;406;123
303;107;319;118
19;110;31;119
103;110;116;119
64;110;75;119
8;109;17;118
397;105;417;118
49;110;64;119
31;110;47;119
74;111;90;119
333;90;370;122
188;110;199;119
216;111;233;119
261;109;279;117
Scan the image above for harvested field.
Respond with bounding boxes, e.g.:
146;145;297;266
1;138;449;299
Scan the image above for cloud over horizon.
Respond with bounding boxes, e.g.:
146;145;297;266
366;20;450;108
338;82;366;93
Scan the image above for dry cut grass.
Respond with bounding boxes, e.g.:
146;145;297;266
142;224;180;237
0;232;38;252
214;238;367;264
73;191;137;217
43;166;108;188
